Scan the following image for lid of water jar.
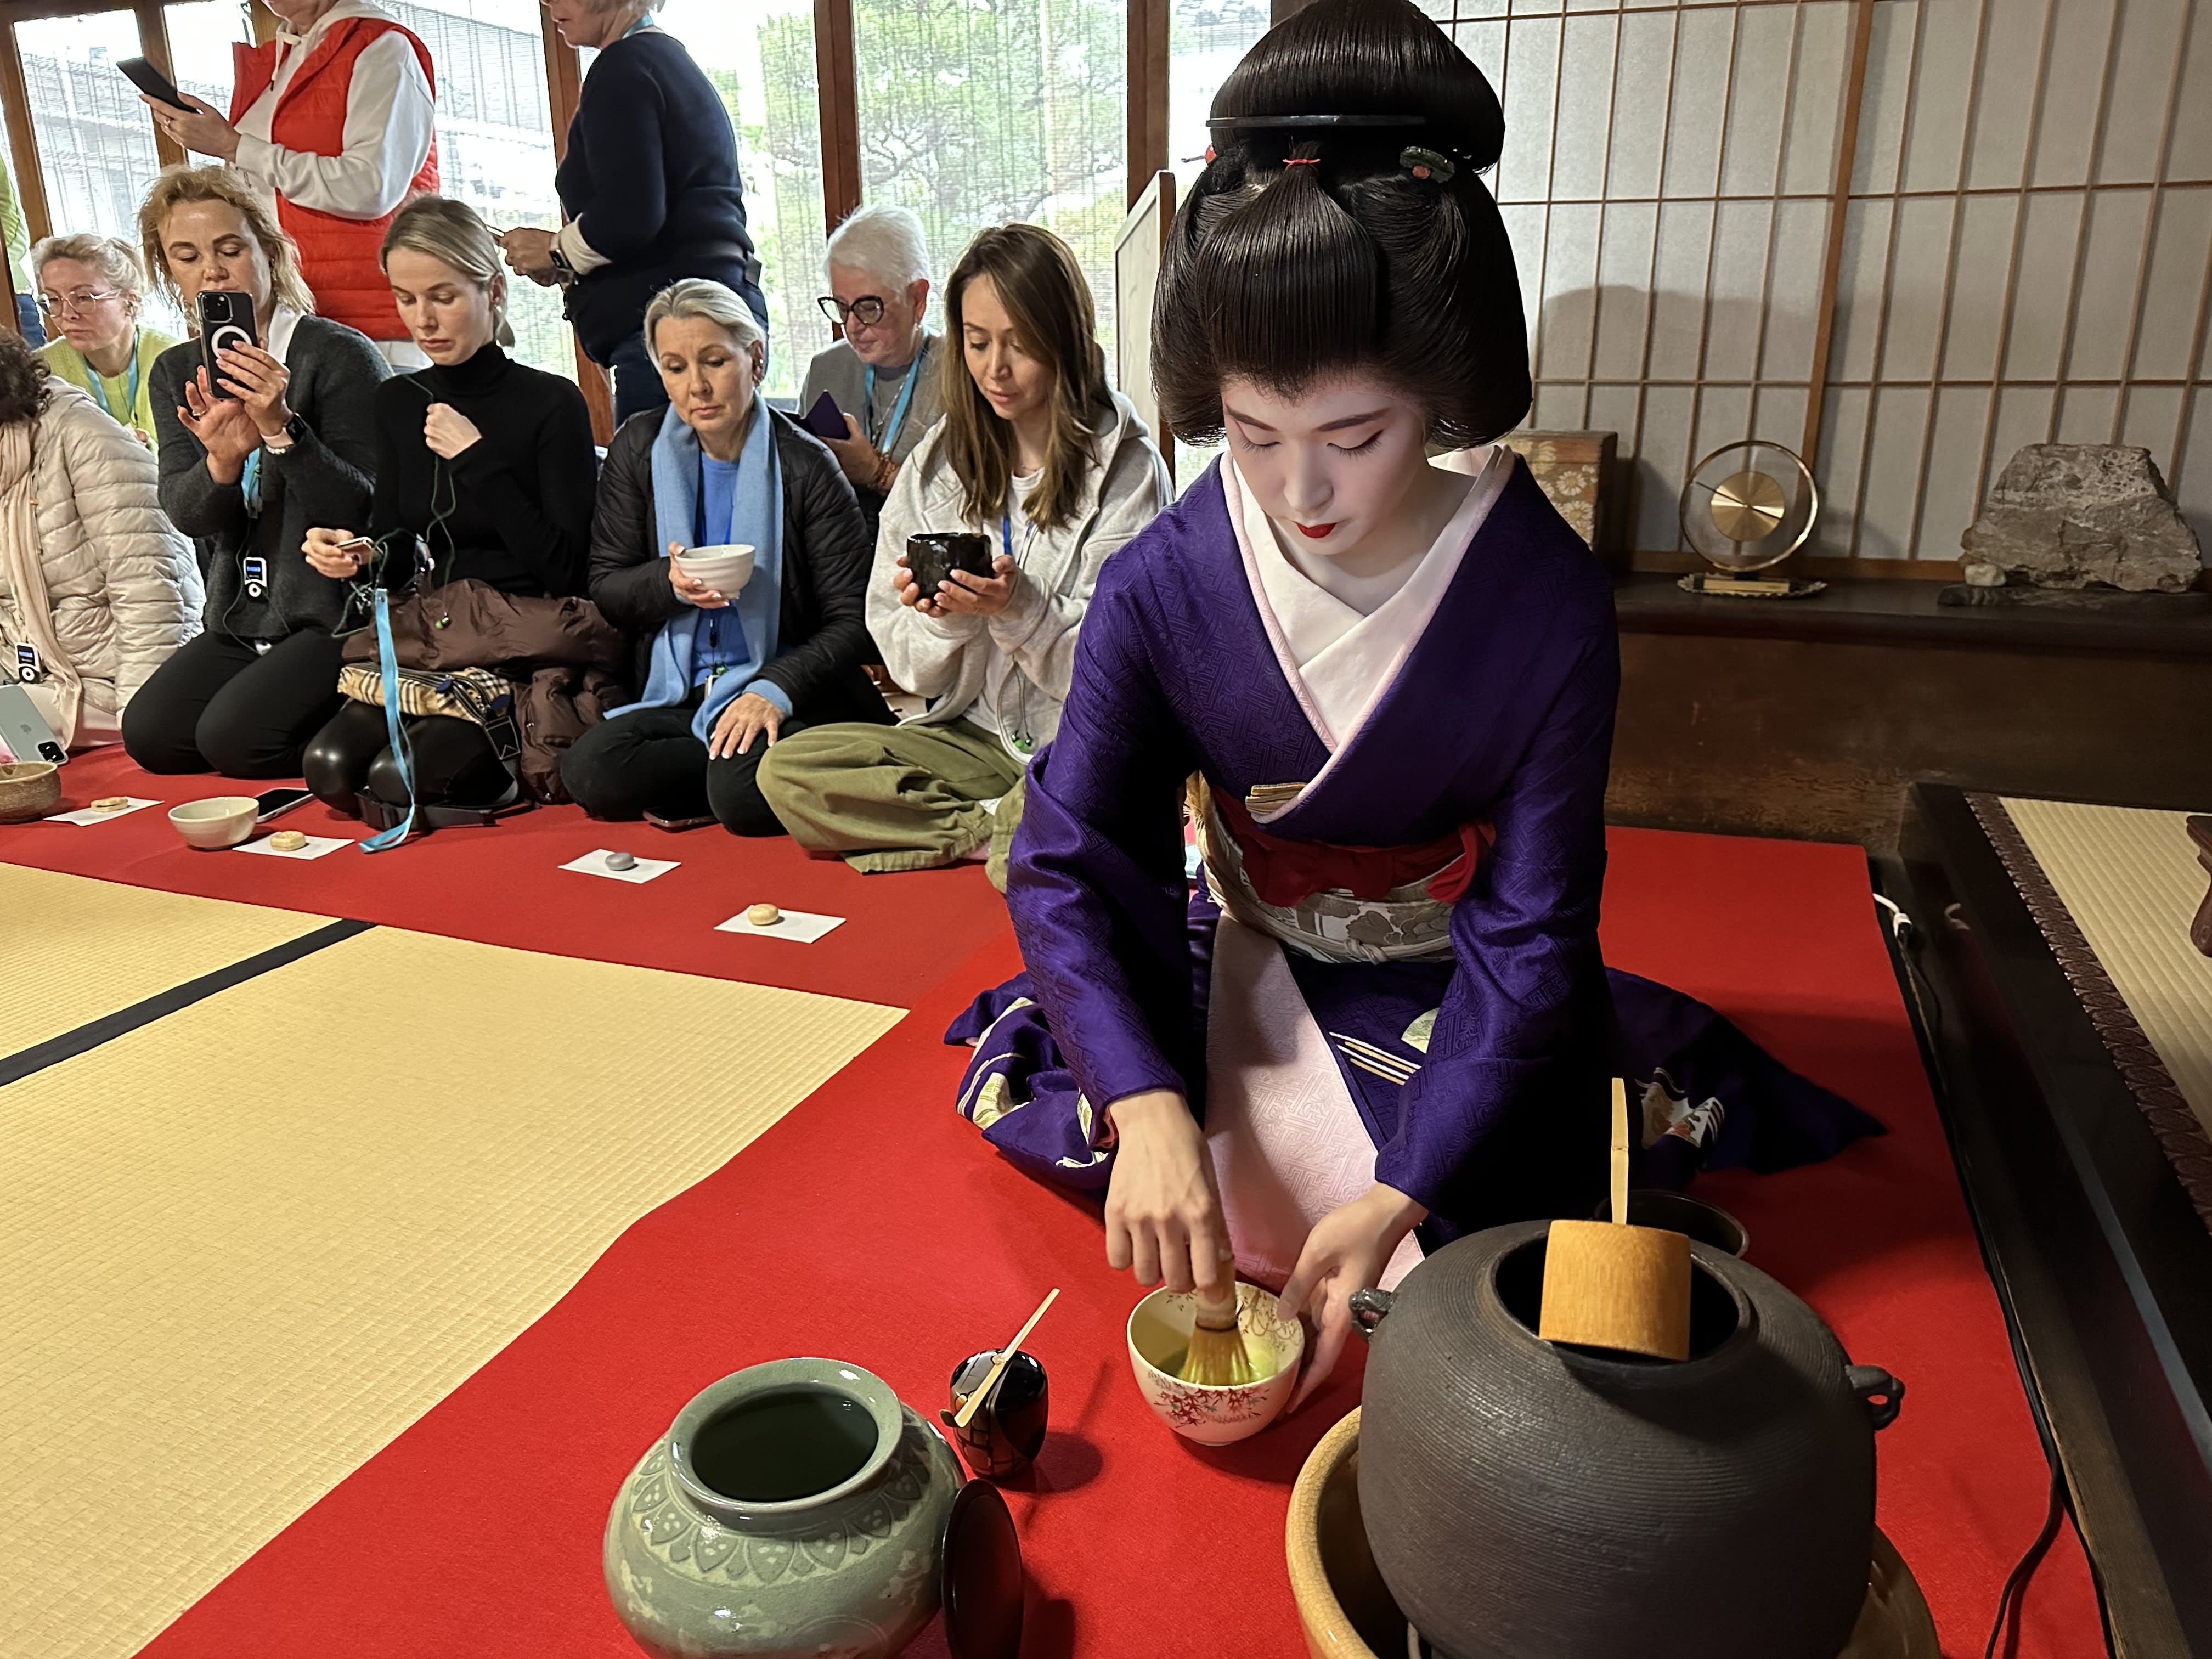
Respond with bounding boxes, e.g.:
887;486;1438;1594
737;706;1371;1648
941;1477;1024;1658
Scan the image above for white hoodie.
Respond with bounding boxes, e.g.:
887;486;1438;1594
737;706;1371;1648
866;390;1170;758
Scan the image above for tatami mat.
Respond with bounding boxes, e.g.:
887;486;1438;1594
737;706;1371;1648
2001;797;2212;1143
0;926;900;1659
0;865;333;1059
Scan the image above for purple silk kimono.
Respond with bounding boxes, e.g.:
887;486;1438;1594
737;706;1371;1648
951;459;1880;1249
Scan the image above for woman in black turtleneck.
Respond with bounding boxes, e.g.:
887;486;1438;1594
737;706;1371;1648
301;195;598;815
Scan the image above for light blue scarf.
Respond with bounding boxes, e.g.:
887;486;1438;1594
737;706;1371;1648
607;398;785;743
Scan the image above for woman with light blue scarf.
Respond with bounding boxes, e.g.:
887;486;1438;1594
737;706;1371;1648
561;279;890;833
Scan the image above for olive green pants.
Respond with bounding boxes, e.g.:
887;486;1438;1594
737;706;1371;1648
755;717;1028;889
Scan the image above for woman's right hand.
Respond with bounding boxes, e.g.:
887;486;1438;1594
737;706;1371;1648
179;366;260;483
668;541;729;609
1104;1090;1232;1295
303;527;369;580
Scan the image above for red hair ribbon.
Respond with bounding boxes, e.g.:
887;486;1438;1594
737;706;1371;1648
1284;156;1319;167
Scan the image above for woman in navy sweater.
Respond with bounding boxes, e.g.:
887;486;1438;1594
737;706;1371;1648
500;0;767;425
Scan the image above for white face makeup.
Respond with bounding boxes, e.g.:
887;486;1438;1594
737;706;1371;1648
1219;374;1444;572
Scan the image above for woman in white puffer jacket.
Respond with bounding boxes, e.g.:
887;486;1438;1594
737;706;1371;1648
0;326;199;749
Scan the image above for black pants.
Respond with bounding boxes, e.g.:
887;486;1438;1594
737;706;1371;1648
122;629;348;778
560;703;807;837
303;701;514;815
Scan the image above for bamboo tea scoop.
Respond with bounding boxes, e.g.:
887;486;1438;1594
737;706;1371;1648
1538;1078;1693;1361
953;1288;1060;1430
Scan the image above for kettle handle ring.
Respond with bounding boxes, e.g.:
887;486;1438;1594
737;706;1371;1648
1350;1287;1396;1340
1847;1364;1905;1430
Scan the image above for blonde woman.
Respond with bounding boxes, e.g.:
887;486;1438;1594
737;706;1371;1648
31;234;178;451
0;328;198;751
121;165;386;778
301;195;599;815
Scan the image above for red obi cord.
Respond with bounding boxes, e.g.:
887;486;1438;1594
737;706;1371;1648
1212;791;1493;907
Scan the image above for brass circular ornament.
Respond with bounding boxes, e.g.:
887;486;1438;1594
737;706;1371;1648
1708;467;1788;543
1678;441;1819;573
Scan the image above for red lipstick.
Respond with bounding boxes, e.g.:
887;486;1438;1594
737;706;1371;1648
1295;523;1336;539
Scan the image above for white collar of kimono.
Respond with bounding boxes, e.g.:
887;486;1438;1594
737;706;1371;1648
1225;446;1512;790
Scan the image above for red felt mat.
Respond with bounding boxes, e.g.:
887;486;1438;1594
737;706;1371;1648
0;744;1007;1007
121;828;2099;1659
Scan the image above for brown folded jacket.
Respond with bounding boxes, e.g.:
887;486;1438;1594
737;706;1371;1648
341;578;628;805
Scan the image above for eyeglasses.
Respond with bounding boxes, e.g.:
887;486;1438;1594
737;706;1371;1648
36;288;125;318
817;293;888;328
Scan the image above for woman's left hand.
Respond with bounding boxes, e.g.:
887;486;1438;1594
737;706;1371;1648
930;554;1018;618
1278;1182;1428;1414
500;228;560;284
423;402;484;459
144;94;239;162
709;692;783;760
216;342;293;440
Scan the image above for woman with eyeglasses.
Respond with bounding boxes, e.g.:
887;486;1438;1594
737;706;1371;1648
30;235;179;453
799;205;943;544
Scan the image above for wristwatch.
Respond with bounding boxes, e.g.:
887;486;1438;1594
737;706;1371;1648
262;411;309;454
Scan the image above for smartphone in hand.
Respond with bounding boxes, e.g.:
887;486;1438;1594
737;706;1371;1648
801;391;846;441
197;290;261;400
119;56;191;111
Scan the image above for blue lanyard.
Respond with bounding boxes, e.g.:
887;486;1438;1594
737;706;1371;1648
1000;510;1038;568
620;12;655;37
862;342;923;456
86;342;140;425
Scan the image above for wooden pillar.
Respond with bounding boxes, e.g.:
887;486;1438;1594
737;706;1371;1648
814;0;862;233
0;22;52;243
1127;0;1168;208
136;1;185;170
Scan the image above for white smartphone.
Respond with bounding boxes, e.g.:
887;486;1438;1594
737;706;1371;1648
0;681;66;765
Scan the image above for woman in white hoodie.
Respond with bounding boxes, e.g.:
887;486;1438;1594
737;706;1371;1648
0;327;199;751
758;222;1169;888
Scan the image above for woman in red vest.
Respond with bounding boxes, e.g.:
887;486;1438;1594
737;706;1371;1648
142;0;437;370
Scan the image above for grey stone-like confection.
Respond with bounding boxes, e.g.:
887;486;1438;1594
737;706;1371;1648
1960;444;2205;592
605;850;637;871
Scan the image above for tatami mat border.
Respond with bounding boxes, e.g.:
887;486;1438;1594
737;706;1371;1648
1967;792;2212;1233
1;918;376;1087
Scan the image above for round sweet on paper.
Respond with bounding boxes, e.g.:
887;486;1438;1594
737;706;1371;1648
92;796;129;811
605;850;638;871
747;902;781;927
269;830;308;852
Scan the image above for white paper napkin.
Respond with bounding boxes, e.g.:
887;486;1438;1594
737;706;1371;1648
562;848;680;884
45;796;162;826
715;907;845;944
235;832;356;861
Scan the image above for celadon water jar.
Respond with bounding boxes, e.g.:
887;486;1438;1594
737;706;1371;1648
604;1358;966;1658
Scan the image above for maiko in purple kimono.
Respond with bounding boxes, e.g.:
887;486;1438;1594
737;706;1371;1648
950;454;1880;1269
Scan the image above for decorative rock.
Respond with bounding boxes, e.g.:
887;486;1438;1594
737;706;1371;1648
268;830;308;852
746;902;781;927
1960;444;2204;592
1961;560;2006;587
604;850;637;871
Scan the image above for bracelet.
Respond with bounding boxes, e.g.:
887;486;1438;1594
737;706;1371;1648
873;453;898;495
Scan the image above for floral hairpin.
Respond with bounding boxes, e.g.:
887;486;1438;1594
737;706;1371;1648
1400;145;1457;184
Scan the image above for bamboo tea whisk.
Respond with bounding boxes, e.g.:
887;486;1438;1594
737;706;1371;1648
1178;1274;1258;1387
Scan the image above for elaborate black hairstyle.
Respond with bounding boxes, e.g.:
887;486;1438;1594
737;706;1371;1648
1152;0;1530;448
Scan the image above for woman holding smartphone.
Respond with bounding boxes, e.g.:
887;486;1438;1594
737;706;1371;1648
122;165;387;778
757;223;1168;889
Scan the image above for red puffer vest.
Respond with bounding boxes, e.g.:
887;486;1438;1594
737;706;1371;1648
230;17;439;341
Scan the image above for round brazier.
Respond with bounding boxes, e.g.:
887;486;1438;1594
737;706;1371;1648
603;1358;966;1658
1351;1222;1903;1659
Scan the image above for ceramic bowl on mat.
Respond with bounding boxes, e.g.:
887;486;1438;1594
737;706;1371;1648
169;796;259;850
1285;1410;1938;1659
1126;1282;1303;1446
0;760;61;823
674;544;754;596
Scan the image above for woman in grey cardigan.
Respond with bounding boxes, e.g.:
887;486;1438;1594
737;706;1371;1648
758;224;1168;889
122;166;386;777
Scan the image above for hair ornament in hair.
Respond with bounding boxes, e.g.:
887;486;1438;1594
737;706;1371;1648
1400;145;1456;184
1284;156;1319;168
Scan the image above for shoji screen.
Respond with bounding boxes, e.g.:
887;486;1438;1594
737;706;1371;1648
1821;0;2212;566
1424;0;1860;562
